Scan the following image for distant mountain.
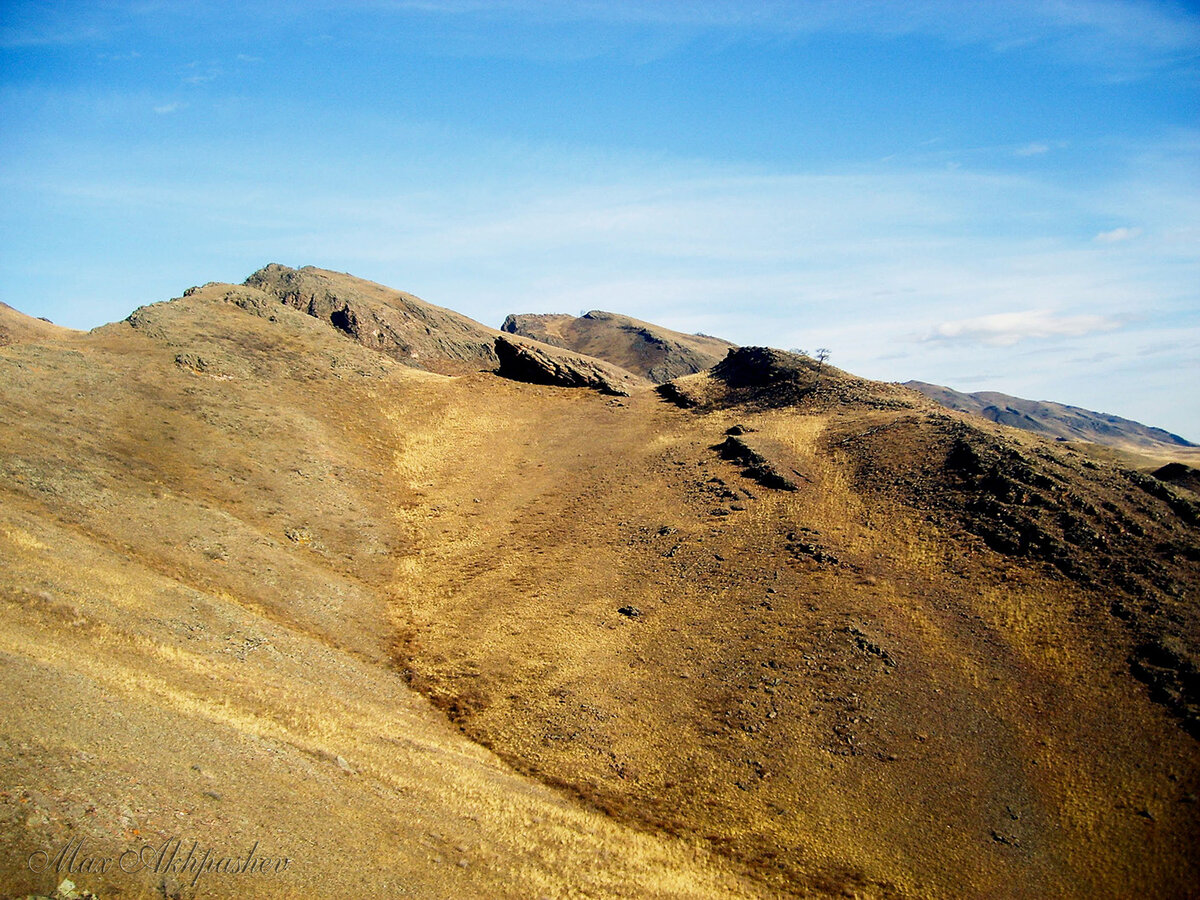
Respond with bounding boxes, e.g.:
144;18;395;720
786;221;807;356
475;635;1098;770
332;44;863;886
905;380;1195;451
501;309;734;383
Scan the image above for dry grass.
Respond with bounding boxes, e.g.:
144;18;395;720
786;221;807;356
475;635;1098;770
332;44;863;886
1;283;1197;899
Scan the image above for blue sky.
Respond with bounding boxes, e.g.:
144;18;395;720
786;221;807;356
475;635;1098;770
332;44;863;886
2;1;1198;438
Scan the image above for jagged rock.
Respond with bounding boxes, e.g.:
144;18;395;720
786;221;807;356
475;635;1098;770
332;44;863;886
717;435;801;491
493;335;641;396
246;264;499;374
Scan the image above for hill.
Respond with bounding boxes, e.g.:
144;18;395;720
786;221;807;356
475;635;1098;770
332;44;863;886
1;273;1197;899
905;379;1195;453
501;309;734;383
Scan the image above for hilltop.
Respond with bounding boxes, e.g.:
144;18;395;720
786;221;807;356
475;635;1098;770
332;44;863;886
0;269;1197;900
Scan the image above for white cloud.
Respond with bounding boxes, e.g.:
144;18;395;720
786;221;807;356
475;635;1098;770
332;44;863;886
1014;142;1050;157
922;310;1122;346
153;102;183;114
1094;225;1141;242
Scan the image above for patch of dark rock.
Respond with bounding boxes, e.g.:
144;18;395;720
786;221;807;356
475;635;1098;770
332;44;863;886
1152;462;1200;495
329;306;355;336
717;436;800;491
786;539;839;565
174;352;209;372
848;626;896;667
655;381;699;408
1126;468;1199;524
494;336;633;396
1130;635;1200;739
618;606;642;618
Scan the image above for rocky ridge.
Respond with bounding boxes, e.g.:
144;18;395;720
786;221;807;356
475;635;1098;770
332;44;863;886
501;309;734;383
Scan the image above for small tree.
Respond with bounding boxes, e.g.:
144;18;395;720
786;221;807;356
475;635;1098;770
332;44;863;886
813;348;830;389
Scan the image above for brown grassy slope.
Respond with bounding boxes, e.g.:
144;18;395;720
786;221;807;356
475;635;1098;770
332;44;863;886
397;349;1200;898
0;303;76;347
501;310;734;383
0;285;769;900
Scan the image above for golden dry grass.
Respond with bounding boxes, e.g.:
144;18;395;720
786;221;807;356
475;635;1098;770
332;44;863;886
1;283;1196;899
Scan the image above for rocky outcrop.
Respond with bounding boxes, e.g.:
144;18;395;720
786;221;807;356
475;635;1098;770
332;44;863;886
500;313;573;350
716;435;802;491
493;335;643;396
1153;462;1200;496
501;310;734;383
840;412;1200;736
246;264;500;374
661;346;922;413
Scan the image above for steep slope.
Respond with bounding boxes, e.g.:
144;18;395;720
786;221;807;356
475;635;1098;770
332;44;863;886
0;284;766;900
501;309;734;383
905;379;1195;452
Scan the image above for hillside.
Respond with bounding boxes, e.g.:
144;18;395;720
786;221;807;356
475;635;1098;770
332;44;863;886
0;302;76;347
905;380;1195;454
501;310;734;383
1;273;1197;899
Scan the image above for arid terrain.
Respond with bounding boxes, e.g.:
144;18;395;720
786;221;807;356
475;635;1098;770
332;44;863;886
1;267;1197;899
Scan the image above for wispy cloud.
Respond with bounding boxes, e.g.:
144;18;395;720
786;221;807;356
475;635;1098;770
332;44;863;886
922;310;1122;346
153;102;184;115
1014;142;1050;157
360;0;1200;72
1094;225;1141;242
